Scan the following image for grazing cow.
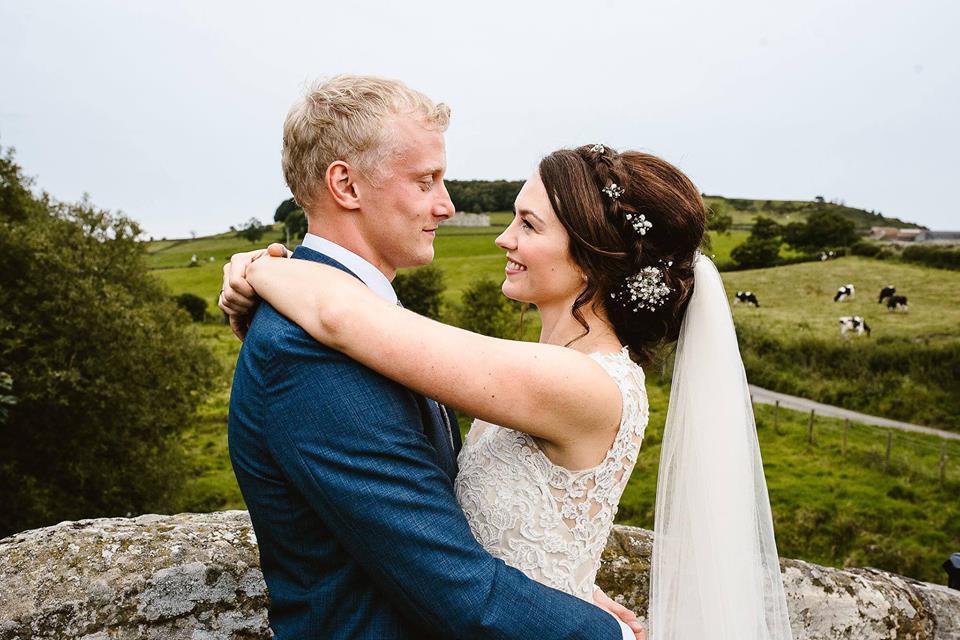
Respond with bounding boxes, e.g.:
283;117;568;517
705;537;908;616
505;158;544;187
839;316;871;337
878;285;896;303
834;283;855;302
886;295;909;312
820;250;836;261
734;291;760;307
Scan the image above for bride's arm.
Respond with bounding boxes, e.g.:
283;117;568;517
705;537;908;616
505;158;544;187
245;256;622;447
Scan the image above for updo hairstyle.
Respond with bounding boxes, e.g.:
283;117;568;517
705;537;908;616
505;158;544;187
537;145;707;366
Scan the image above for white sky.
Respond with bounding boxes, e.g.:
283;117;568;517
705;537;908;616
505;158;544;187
2;0;957;238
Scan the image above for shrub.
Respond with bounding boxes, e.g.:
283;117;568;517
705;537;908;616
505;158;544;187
850;241;882;257
901;244;960;271
0;147;217;537
175;293;209;322
457;279;520;338
730;237;781;269
393;264;446;320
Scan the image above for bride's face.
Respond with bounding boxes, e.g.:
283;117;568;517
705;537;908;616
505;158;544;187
495;172;585;307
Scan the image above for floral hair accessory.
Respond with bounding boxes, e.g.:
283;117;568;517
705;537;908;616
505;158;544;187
610;265;672;312
590;143;606;153
602;182;625;199
624;212;652;236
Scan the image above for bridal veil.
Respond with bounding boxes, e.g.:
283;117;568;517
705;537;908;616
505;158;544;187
649;254;793;639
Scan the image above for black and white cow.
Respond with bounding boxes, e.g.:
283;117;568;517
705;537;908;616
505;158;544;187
886;295;909;312
834;283;855;302
878;285;896;304
839;316;871;337
820;250;836;261
734;291;760;307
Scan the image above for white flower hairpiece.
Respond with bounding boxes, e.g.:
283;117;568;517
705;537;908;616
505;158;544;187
602;182;625;199
624;212;653;236
611;265;672;312
590;143;605;153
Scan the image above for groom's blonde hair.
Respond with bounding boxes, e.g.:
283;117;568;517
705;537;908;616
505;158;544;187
282;75;451;210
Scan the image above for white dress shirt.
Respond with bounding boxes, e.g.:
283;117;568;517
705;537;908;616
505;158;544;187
300;233;398;305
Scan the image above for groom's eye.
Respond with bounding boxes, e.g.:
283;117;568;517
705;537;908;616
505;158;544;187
419;179;434;191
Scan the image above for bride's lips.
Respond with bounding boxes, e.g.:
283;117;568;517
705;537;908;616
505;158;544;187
505;256;527;275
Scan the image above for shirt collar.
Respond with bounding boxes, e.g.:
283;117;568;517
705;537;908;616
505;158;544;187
300;233;398;305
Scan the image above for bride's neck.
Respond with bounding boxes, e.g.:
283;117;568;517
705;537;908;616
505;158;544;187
537;297;620;354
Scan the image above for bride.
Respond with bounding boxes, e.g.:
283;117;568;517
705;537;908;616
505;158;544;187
222;144;793;640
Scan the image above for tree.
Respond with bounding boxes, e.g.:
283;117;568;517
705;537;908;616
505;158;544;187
392;265;446;320
274;197;300;223
782;210;859;253
237;217;265;243
730;216;784;269
456;279;520;339
0;147;217;537
284;209;308;242
706;202;733;234
749;216;782;241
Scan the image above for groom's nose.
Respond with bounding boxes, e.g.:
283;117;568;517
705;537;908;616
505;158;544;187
433;181;455;220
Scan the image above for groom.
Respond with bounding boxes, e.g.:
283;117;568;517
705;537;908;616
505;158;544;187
223;75;637;639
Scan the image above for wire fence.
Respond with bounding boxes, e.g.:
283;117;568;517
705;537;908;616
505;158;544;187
753;400;960;490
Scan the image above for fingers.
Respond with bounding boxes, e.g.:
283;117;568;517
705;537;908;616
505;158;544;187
221;252;262;314
229;313;250;341
593;588;644;638
266;243;290;257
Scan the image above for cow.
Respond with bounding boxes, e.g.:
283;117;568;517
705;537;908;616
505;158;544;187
878;285;896;303
734;291;760;307
839;316;871;337
820;250;836;261
886;295;909;312
834;284;855;302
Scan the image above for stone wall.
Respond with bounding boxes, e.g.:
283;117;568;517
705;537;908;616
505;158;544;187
1;511;958;639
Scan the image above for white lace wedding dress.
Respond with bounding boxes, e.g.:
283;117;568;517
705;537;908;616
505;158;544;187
454;346;648;602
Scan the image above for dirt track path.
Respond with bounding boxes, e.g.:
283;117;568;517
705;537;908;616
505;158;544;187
748;384;960;442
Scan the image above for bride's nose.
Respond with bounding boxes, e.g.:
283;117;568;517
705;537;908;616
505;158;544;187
495;224;517;251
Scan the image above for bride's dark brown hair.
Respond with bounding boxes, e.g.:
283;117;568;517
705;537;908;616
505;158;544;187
537;145;707;367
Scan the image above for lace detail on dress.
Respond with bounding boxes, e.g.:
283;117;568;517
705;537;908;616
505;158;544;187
454;346;648;601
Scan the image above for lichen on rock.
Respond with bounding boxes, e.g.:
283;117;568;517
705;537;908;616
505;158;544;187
1;512;958;639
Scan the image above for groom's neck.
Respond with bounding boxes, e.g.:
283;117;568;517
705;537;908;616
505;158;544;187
306;216;395;281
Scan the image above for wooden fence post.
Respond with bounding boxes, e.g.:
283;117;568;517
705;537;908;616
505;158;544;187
842;419;849;457
884;431;893;473
807;410;815;445
773;400;780;434
941;443;948;488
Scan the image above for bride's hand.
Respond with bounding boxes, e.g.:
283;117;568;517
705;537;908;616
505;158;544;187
593;586;645;640
219;243;290;340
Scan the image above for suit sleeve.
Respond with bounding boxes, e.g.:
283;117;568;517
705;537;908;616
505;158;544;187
264;326;623;640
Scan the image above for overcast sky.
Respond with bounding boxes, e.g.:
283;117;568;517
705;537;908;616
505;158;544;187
2;0;957;238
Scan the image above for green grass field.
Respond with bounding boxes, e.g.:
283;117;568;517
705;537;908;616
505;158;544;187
154;229;959;585
724;257;960;342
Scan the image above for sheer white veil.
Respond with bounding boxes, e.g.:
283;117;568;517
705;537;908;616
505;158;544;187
649;253;793;639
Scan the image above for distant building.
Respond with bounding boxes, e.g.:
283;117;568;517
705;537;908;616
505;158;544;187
869;226;960;245
442;212;490;227
915;230;960;244
869;226;923;242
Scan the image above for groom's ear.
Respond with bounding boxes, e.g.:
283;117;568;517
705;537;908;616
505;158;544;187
325;161;361;210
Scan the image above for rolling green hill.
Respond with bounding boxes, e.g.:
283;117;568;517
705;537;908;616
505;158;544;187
703;195;920;230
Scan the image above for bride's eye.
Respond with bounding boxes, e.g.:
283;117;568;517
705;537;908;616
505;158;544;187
521;218;533;230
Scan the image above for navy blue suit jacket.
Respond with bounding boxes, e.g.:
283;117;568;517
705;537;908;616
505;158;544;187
228;246;622;639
